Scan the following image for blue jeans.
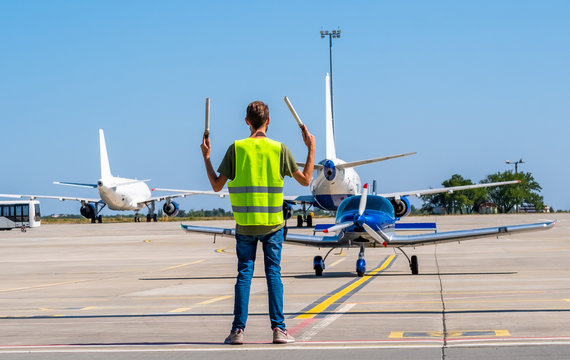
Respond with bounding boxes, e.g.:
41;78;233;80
232;227;285;331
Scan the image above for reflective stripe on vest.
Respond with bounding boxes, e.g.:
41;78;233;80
228;138;284;226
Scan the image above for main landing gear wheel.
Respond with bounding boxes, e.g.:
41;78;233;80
296;214;313;227
97;215;102;223
410;255;419;275
313;255;325;276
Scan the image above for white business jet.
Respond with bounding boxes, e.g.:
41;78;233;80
0;129;225;223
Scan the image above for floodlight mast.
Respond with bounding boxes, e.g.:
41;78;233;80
320;28;341;141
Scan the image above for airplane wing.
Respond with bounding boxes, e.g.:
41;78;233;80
151;188;228;197
145;189;229;205
0;193;101;203
335;152;417;170
385;221;555;247
379;180;520;199
180;224;341;247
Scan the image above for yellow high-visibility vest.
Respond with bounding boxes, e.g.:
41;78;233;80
228;138;284;226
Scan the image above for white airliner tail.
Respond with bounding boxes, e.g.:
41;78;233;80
325;73;336;160
99;129;112;180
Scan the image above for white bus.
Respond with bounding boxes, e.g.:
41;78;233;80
0;200;41;231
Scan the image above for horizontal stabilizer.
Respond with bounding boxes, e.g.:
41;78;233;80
296;162;324;171
335;152;417;170
395;222;437;232
53;181;98;189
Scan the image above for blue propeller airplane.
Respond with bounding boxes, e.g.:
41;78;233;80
181;183;555;277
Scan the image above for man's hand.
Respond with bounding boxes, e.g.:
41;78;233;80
292;125;315;187
301;125;315;151
201;133;211;160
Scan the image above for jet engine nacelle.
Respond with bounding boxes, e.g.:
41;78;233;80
391;197;411;218
80;203;96;219
163;201;180;217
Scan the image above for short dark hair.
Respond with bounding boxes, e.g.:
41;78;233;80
246;101;269;130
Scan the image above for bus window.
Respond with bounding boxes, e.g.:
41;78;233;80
15;205;22;222
35;204;41;221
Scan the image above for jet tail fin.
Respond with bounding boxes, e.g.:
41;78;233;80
99;129;112;180
325;73;336;160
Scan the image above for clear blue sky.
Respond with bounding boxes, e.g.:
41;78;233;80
1;0;569;215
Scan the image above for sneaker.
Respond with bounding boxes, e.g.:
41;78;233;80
224;329;244;345
273;327;295;344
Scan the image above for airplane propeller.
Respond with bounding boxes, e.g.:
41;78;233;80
363;223;388;247
323;183;389;247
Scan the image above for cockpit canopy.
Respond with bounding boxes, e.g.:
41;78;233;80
336;195;395;218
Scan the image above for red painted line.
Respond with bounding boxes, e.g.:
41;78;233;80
288;317;318;336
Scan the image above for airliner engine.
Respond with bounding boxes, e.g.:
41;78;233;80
163;201;180;217
80;204;96;219
391;197;411;218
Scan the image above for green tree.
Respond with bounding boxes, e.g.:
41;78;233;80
421;174;484;214
482;171;542;213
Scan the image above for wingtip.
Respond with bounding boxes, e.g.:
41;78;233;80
363;183;368;189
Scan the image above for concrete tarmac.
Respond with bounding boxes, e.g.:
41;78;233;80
0;213;569;359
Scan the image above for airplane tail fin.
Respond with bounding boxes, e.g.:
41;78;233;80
99;129;112;180
325;73;337;160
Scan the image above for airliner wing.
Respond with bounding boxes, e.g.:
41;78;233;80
148;188;229;203
0;193;101;203
284;194;316;205
335;152;417;170
386;221;555;247
180;223;340;246
379;180;520;199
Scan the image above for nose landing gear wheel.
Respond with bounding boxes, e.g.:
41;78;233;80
356;258;366;277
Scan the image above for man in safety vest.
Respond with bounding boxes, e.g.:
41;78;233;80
201;100;315;345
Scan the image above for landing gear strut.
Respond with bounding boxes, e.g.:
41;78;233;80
146;202;157;222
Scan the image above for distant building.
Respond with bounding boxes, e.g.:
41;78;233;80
479;202;498;214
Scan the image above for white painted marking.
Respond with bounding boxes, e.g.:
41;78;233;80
300;303;356;341
3;340;570;353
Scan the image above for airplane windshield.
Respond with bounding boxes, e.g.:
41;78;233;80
337;195;394;217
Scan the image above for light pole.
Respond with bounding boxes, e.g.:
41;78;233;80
506;158;524;213
320;28;341;133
